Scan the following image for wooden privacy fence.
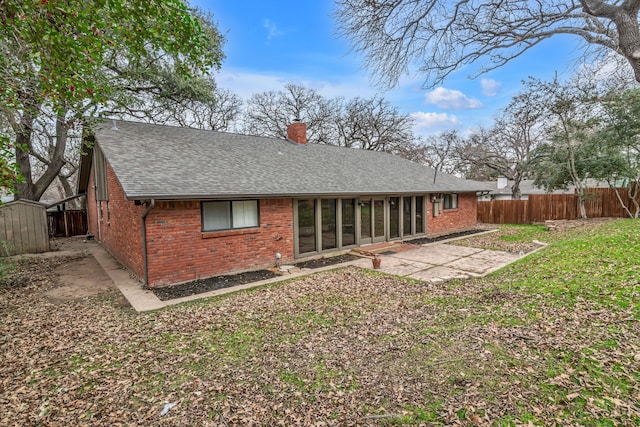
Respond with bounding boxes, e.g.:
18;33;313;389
478;187;636;224
0;200;50;256
47;210;88;237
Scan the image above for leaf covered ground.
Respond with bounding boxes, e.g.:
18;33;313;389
1;219;639;426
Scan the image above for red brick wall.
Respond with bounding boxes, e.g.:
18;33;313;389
145;199;294;286
88;161;146;278
427;193;477;235
87;162;295;286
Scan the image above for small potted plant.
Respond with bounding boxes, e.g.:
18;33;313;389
372;255;382;269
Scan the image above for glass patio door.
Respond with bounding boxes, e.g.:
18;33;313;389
359;198;386;244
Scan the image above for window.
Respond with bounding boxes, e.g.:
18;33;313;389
443;193;458;210
403;197;412;236
389;197;400;238
321;199;337;250
342;199;356;246
415;196;424;233
202;200;259;231
297;199;316;254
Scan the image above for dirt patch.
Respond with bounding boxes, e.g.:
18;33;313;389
152;269;279;301
45;256;118;303
153;254;362;301
463;229;542;254
294;253;359;269
541;217;617;232
1;255;82;291
476;287;521;303
405;228;489;245
1;252;128;307
464;218;619;254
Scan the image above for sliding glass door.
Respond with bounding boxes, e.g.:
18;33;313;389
359;198;386;244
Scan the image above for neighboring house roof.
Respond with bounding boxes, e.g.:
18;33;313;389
81;120;490;200
488;179;611;196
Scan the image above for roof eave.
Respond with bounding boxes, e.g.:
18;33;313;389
124;189;489;201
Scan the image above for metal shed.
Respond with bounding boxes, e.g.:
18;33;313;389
0;200;50;256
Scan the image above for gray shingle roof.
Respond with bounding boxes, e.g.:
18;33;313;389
90;120;489;200
488;179;611;196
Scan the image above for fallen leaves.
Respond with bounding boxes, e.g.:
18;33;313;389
1;220;639;425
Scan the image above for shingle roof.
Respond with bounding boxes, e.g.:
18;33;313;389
488;179;611;196
89;119;490;200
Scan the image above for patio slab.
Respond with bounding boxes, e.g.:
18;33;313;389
351;256;433;276
391;245;463;265
364;241;533;281
408;266;471;282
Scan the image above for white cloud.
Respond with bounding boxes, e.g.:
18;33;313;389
480;78;501;97
213;69;376;101
410;111;461;134
263;19;284;40
424;87;483;110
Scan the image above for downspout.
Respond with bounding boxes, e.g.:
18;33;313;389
96;199;101;241
141;199;155;287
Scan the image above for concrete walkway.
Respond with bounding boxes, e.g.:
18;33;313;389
82;234;540;312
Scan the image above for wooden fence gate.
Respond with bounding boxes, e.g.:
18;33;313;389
47;210;88;237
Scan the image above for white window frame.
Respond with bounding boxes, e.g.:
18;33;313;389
202;200;259;231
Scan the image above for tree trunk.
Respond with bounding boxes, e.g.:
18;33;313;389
577;192;588;219
630;180;640;218
614;9;640;83
511;173;523;200
612;186;634;218
58;174;74;198
14;113;70;201
579;198;587;219
14;129;36;201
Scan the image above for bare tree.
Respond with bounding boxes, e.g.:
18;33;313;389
420;130;466;176
335;0;640;88
156;84;243;132
334;97;415;153
451;86;546;198
455;132;498;182
244;84;419;156
244;84;338;144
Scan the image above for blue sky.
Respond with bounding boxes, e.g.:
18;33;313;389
191;0;586;137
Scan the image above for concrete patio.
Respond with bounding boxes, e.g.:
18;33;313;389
350;243;524;282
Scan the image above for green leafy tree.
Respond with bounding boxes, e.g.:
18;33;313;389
586;89;640;217
530;78;599;218
1;0;224;200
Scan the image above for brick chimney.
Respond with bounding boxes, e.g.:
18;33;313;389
287;119;307;145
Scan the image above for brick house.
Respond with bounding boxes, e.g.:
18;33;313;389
77;119;488;287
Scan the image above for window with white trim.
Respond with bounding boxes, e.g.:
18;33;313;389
443;193;458;210
202;200;259;231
